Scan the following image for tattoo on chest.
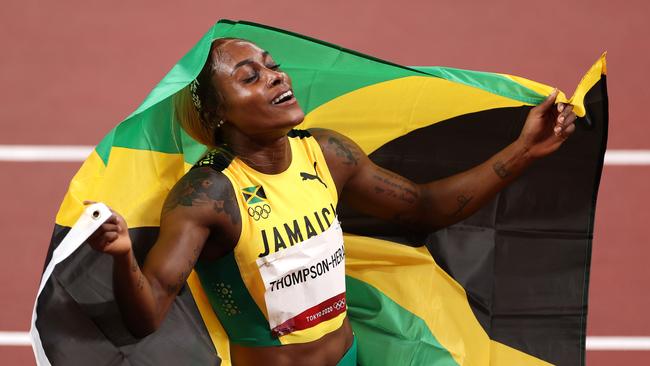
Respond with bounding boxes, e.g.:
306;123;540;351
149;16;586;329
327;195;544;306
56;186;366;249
327;137;358;166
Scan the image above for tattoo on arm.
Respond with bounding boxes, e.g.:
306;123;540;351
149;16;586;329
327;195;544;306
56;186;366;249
327;137;358;166
371;171;419;204
493;161;510;179
165;270;187;295
130;251;139;273
137;273;144;291
129;251;145;290
165;244;202;295
448;194;474;218
162;168;240;225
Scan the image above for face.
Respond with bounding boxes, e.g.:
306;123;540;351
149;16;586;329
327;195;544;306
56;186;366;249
210;40;304;138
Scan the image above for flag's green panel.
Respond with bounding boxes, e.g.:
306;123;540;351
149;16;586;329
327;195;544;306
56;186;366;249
92;20;549;165
411;66;546;104
346;277;458;366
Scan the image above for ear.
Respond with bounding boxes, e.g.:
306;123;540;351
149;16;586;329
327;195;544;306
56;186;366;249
213;92;229;124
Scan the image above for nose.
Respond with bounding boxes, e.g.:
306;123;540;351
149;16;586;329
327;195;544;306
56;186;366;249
267;69;285;88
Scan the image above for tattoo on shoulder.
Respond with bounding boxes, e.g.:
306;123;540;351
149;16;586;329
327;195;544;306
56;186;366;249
493;161;510;179
162;168;240;225
327;136;359;166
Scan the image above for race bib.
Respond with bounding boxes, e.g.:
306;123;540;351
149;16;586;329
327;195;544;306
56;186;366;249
256;219;346;337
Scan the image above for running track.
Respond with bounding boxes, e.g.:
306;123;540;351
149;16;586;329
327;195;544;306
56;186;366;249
1;1;649;364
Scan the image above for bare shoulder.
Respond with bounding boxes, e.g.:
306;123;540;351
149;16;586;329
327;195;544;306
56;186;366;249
308;128;366;168
144;168;241;295
162;167;241;229
308;128;369;193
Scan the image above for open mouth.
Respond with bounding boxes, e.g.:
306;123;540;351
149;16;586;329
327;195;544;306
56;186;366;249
271;90;295;105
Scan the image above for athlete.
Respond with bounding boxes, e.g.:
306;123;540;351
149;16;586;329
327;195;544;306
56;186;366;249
87;38;577;366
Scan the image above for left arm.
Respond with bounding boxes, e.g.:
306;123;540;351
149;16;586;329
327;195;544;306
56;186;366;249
312;89;577;231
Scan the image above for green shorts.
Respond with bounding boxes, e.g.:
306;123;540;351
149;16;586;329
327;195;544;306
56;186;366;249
337;336;357;366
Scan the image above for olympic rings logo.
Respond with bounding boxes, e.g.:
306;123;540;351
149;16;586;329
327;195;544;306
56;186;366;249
248;204;271;221
333;298;346;311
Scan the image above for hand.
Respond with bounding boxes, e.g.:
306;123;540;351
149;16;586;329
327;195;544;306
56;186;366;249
85;201;132;257
517;89;577;159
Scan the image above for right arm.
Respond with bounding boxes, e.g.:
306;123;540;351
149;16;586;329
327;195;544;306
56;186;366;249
87;167;241;337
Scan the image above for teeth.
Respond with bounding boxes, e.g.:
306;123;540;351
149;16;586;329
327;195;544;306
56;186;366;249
272;90;293;104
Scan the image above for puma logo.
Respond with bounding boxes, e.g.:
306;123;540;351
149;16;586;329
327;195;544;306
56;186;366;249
300;162;327;188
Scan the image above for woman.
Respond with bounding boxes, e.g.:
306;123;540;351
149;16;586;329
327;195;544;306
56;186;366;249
87;37;577;365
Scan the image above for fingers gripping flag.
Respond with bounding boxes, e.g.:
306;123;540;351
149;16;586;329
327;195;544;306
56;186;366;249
32;20;607;366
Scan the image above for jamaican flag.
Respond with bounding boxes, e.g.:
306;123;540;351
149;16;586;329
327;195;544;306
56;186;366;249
31;20;607;366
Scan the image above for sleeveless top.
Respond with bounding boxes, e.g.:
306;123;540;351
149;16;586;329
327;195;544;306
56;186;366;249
193;130;347;347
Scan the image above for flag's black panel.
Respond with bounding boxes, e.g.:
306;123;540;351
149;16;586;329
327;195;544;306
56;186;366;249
339;78;607;366
36;225;220;366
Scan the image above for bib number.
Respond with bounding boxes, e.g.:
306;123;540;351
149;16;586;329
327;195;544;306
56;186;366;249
256;219;346;337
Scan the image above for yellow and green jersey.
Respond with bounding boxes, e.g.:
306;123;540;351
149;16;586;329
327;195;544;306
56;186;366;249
194;129;347;346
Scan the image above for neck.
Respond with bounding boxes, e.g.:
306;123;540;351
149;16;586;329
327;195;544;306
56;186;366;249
222;126;292;174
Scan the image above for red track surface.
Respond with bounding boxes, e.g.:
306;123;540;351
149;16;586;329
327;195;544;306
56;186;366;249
2;1;648;365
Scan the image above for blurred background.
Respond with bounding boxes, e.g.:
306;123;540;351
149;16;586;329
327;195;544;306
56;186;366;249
1;0;648;364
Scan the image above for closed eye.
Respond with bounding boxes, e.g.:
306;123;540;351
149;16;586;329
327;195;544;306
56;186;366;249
242;71;259;83
242;64;281;83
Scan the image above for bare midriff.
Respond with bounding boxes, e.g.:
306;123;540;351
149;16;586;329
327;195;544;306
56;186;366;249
230;317;354;366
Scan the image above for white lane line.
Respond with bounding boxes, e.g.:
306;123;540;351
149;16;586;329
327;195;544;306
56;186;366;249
2;331;650;350
587;336;650;351
604;150;650;165
0;331;30;346
0;145;93;162
1;146;650;165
